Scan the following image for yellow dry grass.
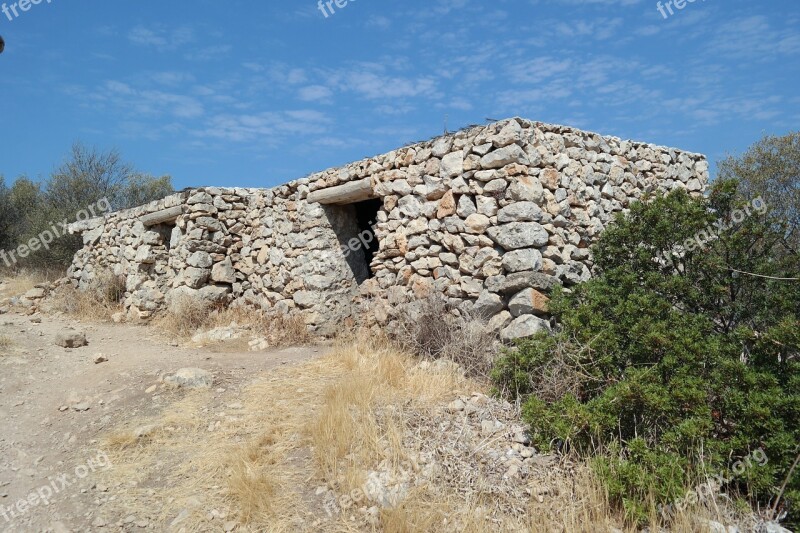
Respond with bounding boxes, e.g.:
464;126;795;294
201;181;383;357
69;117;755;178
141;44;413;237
0;269;50;299
46;284;123;321
154;293;312;349
0;335;12;355
95;333;734;532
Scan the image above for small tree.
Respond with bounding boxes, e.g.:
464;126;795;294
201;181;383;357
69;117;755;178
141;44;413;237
47;142;133;213
120;173;175;209
1;144;174;270
719;131;799;252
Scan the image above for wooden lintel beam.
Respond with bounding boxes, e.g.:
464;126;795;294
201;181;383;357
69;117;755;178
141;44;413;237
306;178;376;205
140;206;183;226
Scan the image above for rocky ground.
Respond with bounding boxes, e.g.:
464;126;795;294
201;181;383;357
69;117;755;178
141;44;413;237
0;279;791;533
0;307;325;532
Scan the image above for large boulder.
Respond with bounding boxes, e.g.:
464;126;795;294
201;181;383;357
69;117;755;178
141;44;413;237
501;249;543;273
55;329;88;349
487;222;549;250
480;144;529;169
501;315;550;342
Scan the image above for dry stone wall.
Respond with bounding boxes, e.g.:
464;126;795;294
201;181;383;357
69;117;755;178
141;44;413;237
67;118;708;339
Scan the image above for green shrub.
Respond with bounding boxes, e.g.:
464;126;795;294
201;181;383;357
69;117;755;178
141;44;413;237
493;180;800;525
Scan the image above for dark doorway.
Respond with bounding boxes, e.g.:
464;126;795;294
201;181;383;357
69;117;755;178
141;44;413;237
354;198;382;273
326;198;382;285
152;222;176;252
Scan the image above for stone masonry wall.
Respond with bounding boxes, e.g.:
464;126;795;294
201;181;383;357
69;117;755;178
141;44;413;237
67;118;708;339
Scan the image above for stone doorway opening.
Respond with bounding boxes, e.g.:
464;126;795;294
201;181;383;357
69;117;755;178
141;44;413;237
308;178;382;286
151;222;176;252
353;198;381;280
327;197;382;286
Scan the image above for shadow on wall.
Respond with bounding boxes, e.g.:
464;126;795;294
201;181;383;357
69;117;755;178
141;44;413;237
325;198;382;285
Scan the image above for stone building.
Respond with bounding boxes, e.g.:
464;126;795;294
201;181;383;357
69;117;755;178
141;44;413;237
66;118;708;339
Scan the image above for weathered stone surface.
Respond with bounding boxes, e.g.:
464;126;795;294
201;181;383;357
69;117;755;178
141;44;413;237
501;315;550;341
293;291;318;308
464;214;491;234
497;202;543;223
199;285;232;303
187;251;213;268
437;191;456;218
491;120;523;148
440;150;464;178
211;259;236;284
165;368;213;389
24;287;47;300
508;175;545;203
487;222;549;250
473;290;504;318
55;329;88;348
491;272;559;294
502;249;543;273
480;144;529;169
508;288;550;317
83;226;104;245
64;118;708;338
457;195;477;218
182;267;210;289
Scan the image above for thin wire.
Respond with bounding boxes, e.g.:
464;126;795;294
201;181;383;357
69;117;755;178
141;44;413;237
728;268;800;281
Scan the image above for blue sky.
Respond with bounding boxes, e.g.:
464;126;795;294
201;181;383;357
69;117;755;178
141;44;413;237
1;0;798;190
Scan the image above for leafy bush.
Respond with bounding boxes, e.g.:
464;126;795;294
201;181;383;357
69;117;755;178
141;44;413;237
493;180;800;525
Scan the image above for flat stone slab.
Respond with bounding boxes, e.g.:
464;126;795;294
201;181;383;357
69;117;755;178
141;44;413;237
164;368;214;389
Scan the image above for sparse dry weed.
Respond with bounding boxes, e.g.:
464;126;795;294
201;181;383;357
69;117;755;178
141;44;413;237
45;271;125;321
155;294;313;349
93;334;735;532
213;305;313;348
0;335;12;354
394;295;499;379
154;293;216;337
0;269;52;299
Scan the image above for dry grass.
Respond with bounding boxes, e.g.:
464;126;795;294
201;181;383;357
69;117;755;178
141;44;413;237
0;335;13;355
155;294;313;349
47;284;123;321
95;333;476;531
0;269;52;300
394;296;499;379
44;271;125;321
94;333;741;532
214;306;313;348
154;293;216;338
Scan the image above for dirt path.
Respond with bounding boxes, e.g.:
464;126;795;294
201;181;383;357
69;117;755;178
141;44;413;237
0;310;326;532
